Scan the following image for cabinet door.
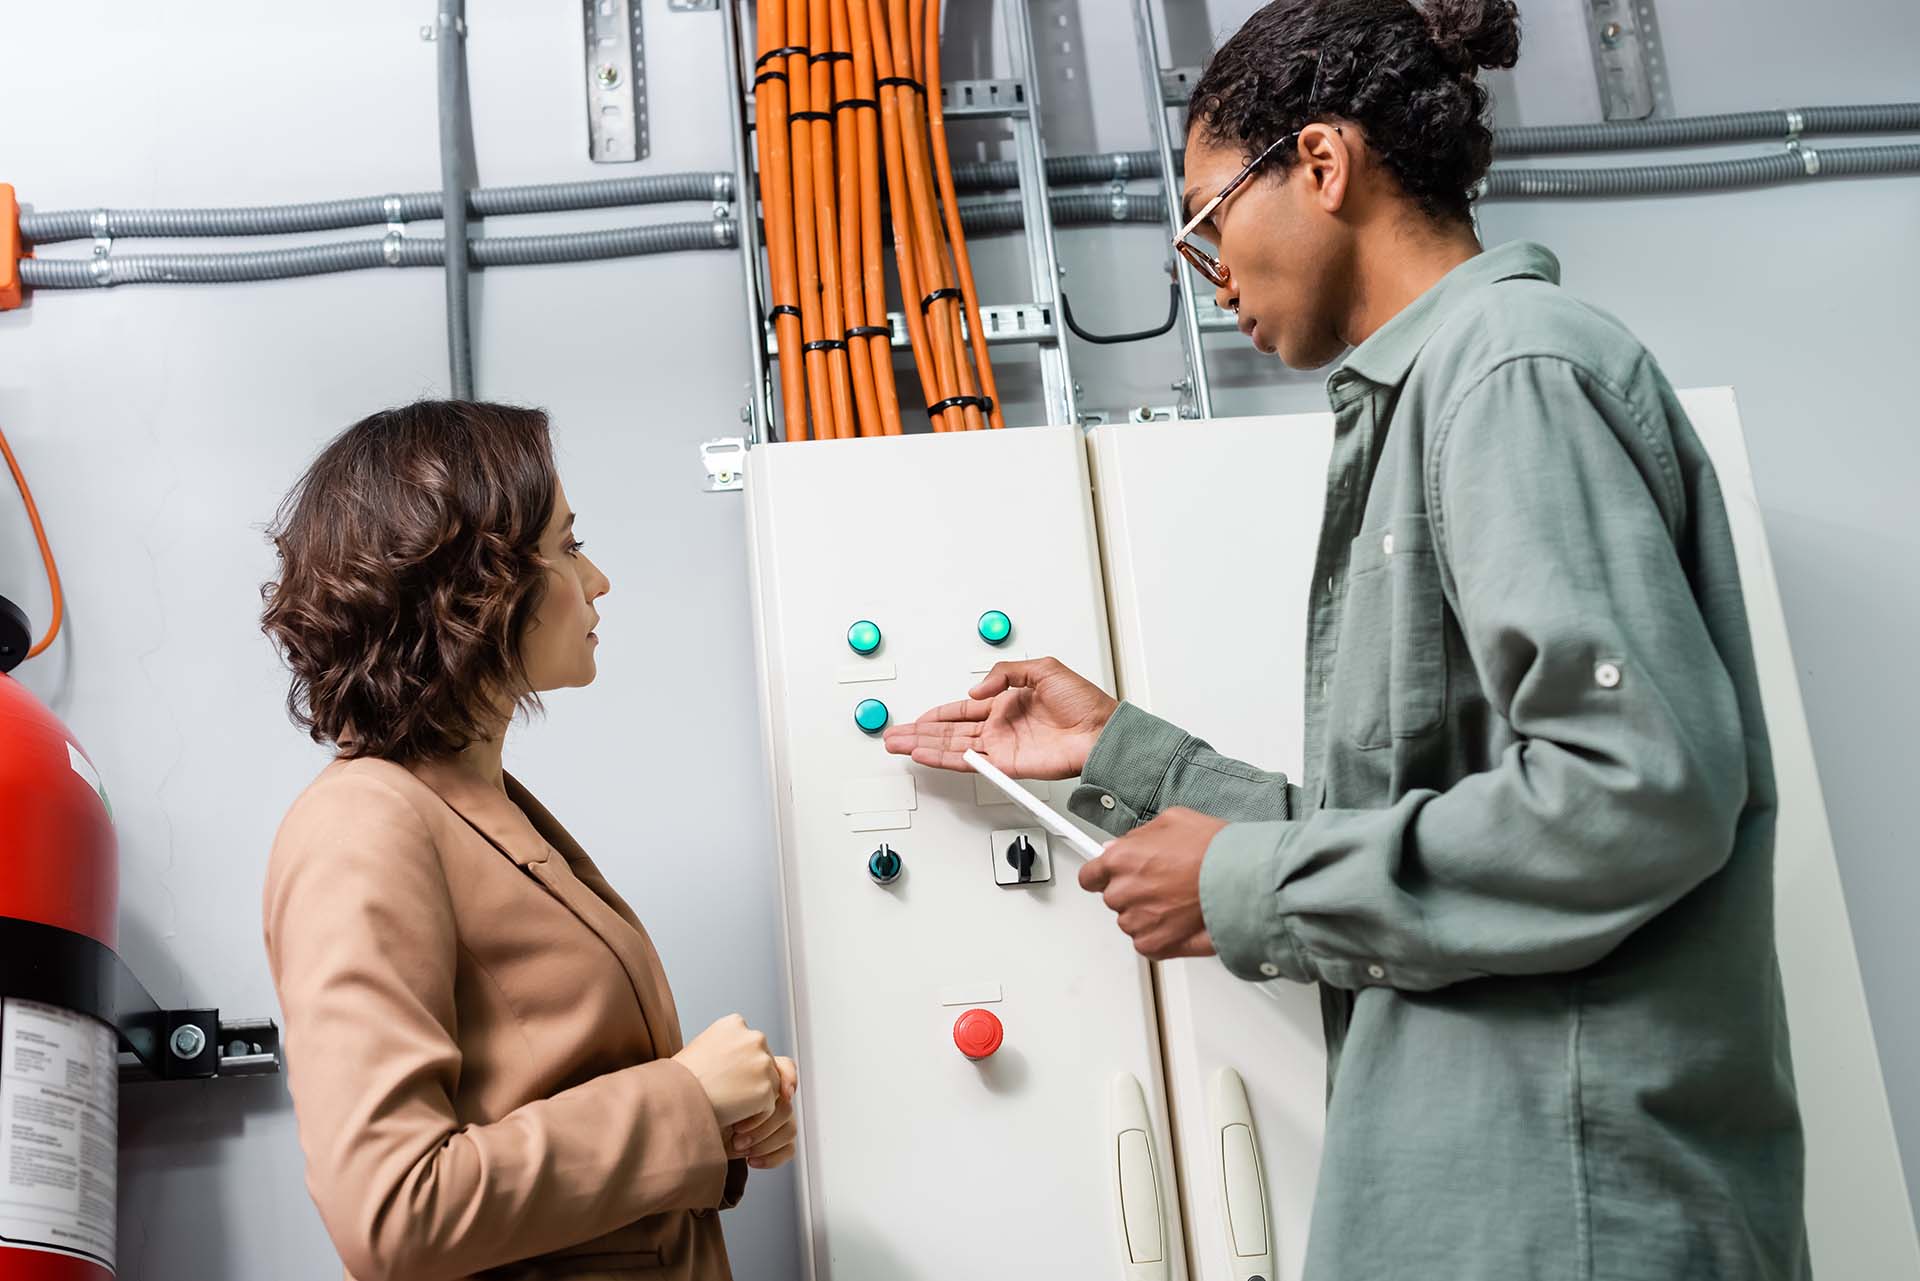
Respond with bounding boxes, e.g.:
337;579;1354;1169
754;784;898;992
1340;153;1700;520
747;426;1186;1280
1090;414;1335;1281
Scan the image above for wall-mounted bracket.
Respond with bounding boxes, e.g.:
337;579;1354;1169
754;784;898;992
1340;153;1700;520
0;915;280;1084
583;0;650;162
1586;0;1671;121
701;436;747;493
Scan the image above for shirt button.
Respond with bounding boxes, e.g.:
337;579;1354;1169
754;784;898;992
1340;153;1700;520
1595;661;1623;689
1099;794;1116;810
1382;533;1395;555
1367;964;1386;980
1259;962;1281;978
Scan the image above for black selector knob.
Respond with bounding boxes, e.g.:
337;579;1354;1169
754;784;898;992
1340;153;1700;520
1005;835;1038;883
868;844;903;885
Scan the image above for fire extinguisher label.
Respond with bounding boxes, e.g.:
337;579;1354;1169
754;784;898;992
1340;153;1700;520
0;999;118;1274
66;742;112;819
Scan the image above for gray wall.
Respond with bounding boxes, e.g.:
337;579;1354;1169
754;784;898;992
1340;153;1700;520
0;2;1911;1278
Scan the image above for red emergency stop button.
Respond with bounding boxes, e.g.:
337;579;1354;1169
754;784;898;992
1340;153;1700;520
953;1008;1003;1060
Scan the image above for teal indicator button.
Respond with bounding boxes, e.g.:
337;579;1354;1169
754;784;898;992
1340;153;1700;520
847;619;882;655
854;698;890;734
977;609;1012;645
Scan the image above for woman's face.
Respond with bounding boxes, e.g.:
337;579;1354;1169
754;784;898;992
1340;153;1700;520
520;479;611;693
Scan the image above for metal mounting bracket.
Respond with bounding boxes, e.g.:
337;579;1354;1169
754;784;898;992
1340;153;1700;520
583;0;650;162
0;914;281;1084
1586;0;1671;121
701;436;748;493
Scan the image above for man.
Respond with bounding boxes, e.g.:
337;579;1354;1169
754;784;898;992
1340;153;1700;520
886;1;1808;1276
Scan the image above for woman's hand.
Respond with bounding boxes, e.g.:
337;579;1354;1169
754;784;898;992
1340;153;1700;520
883;657;1118;780
673;1014;781;1129
730;1056;799;1170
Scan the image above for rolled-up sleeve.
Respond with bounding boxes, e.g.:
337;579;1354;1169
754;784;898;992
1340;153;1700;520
1067;702;1295;836
1200;357;1750;992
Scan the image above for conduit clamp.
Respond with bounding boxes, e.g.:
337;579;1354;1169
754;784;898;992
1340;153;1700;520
0;184;21;309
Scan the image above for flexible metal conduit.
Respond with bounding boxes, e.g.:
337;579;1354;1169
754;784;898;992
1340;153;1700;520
952;144;1920;225
1494;103;1920;155
943;101;1920;193
18;222;732;289
1482;143;1920;197
436;0;474;397
18;173;735;245
24;145;1915;290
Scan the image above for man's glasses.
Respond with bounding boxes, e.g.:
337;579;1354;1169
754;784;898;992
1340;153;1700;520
1173;131;1297;288
1173;50;1332;289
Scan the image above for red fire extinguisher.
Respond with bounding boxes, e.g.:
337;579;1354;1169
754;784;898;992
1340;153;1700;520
2;583;119;1280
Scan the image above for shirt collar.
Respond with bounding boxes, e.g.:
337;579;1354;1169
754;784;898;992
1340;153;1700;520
1330;241;1560;397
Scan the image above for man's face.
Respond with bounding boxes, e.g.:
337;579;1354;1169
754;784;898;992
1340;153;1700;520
1180;127;1351;371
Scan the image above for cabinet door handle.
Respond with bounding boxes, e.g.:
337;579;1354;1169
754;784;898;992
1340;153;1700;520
1210;1067;1276;1281
1110;1072;1172;1281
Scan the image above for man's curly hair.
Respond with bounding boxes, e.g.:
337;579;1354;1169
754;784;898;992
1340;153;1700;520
1188;0;1521;223
261;400;558;763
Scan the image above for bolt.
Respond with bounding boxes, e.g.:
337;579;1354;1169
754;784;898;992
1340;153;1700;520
169;1024;207;1061
1600;21;1623;45
597;63;621;88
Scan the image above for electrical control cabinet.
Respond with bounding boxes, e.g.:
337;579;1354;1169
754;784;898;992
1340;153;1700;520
746;396;1915;1280
746;426;1186;1280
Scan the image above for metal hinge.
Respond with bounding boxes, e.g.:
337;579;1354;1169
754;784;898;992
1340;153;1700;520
701;436;747;493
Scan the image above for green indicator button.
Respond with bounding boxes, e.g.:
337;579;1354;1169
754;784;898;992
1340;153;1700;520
847;620;882;655
977;609;1012;645
854;698;890;734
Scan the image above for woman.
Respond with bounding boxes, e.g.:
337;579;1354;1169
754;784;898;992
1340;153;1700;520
261;400;793;1281
889;2;1807;1278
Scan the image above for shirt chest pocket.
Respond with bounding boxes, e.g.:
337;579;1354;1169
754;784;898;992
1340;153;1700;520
1334;514;1448;750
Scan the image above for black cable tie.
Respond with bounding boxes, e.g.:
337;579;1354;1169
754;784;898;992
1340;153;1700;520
926;395;988;419
802;339;849;353
919;287;963;313
788;111;832;124
754;70;789;87
810;50;854;64
769;305;802;320
846;325;892;339
877;76;925;93
835;97;880;113
756;46;808;67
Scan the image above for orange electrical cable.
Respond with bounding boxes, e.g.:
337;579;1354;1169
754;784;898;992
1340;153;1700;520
757;0;809;440
844;0;903;435
888;0;967;429
923;0;1004;429
785;5;833;440
806;0;856;439
866;0;938;417
0;425;64;660
907;0;985;430
829;0;883;438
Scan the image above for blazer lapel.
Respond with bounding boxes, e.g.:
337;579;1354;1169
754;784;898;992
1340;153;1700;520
409;761;683;1057
507;774;688;1057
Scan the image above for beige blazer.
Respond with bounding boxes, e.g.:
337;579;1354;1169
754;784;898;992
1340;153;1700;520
263;757;747;1281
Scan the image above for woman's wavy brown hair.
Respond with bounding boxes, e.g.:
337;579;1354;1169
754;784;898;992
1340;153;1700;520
261;400;558;763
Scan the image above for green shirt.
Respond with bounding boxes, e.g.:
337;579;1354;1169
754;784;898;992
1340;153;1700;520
1067;243;1808;1280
